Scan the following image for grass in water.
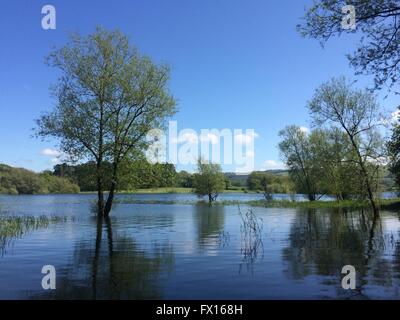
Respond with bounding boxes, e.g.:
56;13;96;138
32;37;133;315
0;215;72;254
238;207;264;273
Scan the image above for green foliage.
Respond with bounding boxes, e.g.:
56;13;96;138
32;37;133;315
307;128;364;200
176;170;194;188
122;161;177;189
35;27;177;215
38;172;80;194
247;171;294;194
231;181;244;188
307;78;383;212
387;108;400;192
54;162;106;192
0;164;80;195
193;159;226;204
278;125;320;200
53;160;179;191
278;123;382;201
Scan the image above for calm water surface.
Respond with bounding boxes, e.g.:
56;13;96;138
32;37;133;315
1;194;400;299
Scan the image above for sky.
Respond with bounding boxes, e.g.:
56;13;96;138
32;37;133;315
0;0;398;173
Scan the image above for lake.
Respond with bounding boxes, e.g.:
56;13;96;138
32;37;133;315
1;193;400;299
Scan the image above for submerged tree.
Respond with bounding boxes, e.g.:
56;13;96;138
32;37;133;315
193;159;226;205
36;27;177;216
278;125;319;201
308;128;363;200
298;0;400;93
307;77;384;215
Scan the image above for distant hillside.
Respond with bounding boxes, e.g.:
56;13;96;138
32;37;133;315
0;164;80;195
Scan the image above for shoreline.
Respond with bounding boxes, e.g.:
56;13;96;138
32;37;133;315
1;189;399;210
112;198;400;210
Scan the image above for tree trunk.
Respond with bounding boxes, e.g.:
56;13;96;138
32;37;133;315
365;176;379;216
208;193;213;206
104;181;116;217
97;100;105;216
96;162;105;216
104;162;118;217
348;135;379;217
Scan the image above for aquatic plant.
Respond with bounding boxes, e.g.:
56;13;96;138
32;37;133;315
238;207;264;273
0;215;71;254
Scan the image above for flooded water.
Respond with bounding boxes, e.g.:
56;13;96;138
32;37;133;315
0;194;400;299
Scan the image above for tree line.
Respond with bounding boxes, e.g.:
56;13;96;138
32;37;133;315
0;159;297;197
53;161;188;191
0;164;79;195
278;77;387;207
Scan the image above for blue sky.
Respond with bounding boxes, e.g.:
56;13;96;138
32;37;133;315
0;0;397;173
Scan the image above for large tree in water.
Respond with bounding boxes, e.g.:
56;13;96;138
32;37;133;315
307;77;384;216
36;27;177;216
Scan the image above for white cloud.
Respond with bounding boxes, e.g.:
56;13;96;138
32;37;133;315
40;148;61;157
261;160;286;170
299;126;309;134
234;131;259;145
199;133;219;144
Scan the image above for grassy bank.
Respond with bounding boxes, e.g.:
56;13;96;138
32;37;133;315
241;198;400;210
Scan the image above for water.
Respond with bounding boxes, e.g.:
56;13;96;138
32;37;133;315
0;194;400;299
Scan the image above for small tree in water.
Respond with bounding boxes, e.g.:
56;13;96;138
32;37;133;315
193;159;226;205
36;27;177;216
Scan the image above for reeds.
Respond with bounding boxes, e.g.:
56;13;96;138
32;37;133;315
0;215;71;254
238;207;264;273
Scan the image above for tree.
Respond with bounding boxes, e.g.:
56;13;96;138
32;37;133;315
36;27;177;216
247;172;265;191
55;162;103;191
307;77;384;214
308;128;364;200
387;107;400;191
260;175;274;201
176;170;193;188
193;159;226;205
247;171;294;194
152;163;177;188
278;125;320;201
39;172;80;194
298;0;400;93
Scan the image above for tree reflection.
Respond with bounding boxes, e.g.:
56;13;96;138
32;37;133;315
32;216;174;299
194;204;225;249
282;208;400;299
